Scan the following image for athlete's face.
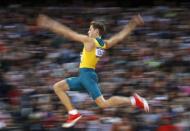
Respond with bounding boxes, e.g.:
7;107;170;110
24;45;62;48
88;25;99;38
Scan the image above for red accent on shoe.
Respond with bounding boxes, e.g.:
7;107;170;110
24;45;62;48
133;93;150;112
62;113;82;128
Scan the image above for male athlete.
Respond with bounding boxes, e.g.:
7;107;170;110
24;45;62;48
37;14;149;128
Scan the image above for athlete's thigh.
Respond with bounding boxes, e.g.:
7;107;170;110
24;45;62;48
65;77;85;91
54;79;70;91
81;73;102;100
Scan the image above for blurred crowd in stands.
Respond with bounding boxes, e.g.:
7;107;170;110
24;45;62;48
0;4;190;131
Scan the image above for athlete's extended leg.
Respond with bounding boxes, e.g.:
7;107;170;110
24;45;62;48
95;95;131;108
79;69;150;112
95;94;149;112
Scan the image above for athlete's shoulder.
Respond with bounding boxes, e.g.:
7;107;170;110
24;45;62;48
94;37;107;49
95;37;105;46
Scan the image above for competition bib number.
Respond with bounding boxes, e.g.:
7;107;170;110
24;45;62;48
80;53;83;61
96;47;105;57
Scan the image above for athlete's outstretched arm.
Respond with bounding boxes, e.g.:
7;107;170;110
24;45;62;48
37;14;90;44
105;15;144;49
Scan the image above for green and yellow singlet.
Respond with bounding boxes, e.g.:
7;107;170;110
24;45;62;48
79;37;106;69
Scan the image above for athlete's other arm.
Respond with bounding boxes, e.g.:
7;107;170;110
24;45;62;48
37;14;93;45
105;14;144;49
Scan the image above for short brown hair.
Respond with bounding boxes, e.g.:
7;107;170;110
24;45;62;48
90;21;106;36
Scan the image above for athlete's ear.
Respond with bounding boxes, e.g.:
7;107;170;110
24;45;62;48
95;29;100;35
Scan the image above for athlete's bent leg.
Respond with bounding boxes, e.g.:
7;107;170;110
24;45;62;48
53;79;82;128
53;80;74;112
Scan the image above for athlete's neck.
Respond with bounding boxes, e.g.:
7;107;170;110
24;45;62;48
92;35;101;39
91;34;101;39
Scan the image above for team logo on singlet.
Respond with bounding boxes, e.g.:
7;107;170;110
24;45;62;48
96;47;105;57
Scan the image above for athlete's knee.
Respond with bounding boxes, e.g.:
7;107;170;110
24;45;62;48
53;80;69;92
53;83;60;92
96;102;108;109
95;97;109;109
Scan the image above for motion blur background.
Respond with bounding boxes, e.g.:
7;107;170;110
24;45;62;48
0;0;190;131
